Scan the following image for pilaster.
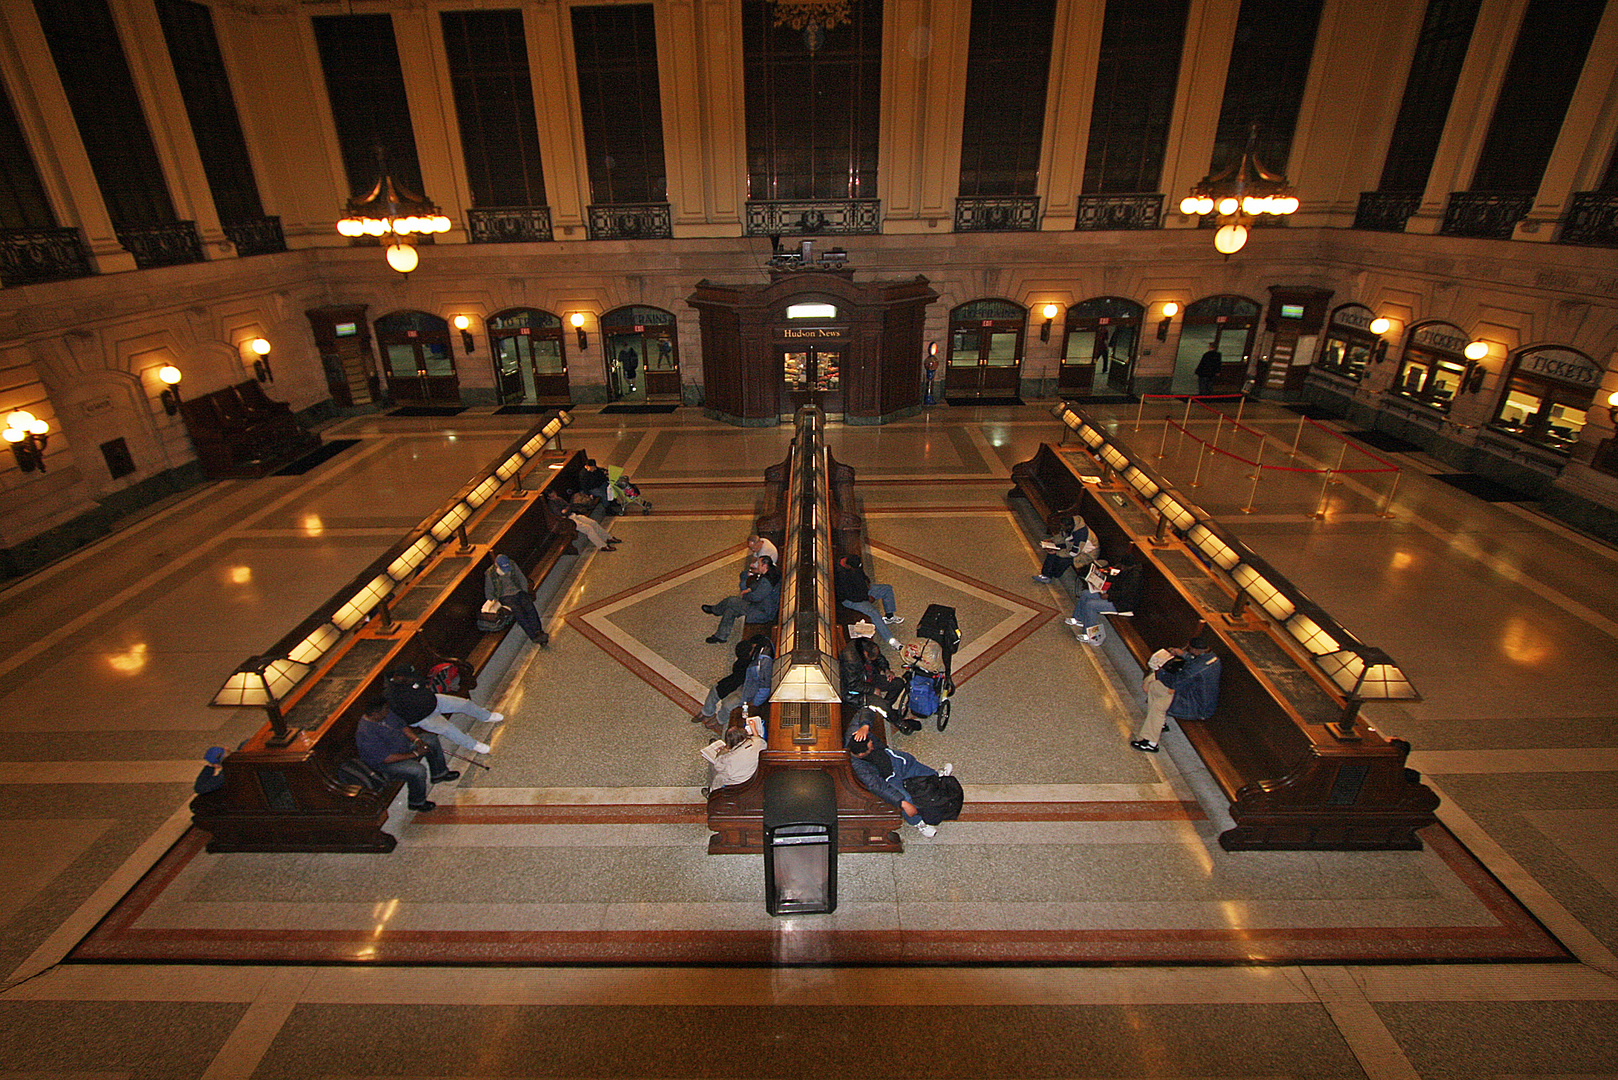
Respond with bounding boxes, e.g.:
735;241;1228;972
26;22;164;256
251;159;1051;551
528;0;590;236
0;0;135;272
1038;0;1105;230
1515;0;1618;241
108;0;229;258
1404;0;1528;235
391;7;468;245
1158;0;1241;231
878;0;971;234
659;0;745;236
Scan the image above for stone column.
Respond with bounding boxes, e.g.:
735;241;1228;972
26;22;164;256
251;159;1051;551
1403;0;1529;235
107;0;229;258
879;0;971;235
659;0;745;237
1157;0;1241;231
1515;0;1618;241
1038;0;1105;230
0;1;136;273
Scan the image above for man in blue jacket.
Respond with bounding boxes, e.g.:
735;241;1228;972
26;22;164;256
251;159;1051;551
701;555;779;643
1131;628;1222;753
844;705;952;838
691;637;774;735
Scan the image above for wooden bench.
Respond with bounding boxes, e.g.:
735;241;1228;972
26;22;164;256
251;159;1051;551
1012;443;1439;851
191;439;586;853
179;380;321;478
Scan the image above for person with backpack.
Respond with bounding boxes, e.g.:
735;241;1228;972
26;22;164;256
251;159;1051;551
384;667;504;756
691;637;774;735
1131;627;1222;753
484;553;549;647
843;705;955;838
1033;514;1097;583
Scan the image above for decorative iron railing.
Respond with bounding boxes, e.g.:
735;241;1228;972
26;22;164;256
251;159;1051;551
222;216;286;257
1353;192;1420;233
585;202;672;240
1073;193;1162;231
1560;192;1618;248
955;195;1040;232
1440;192;1532;240
467;205;554;243
743;199;881;236
0;227;93;287
116;221;205;268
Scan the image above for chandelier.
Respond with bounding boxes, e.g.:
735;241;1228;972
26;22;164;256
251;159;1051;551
1180;124;1299;254
336;148;451;274
772;0;853;50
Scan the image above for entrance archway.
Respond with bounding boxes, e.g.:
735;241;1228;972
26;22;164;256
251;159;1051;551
947;299;1026;399
602;306;679;404
1171;296;1261;395
487;309;569;405
374;311;458;405
1061;297;1143;396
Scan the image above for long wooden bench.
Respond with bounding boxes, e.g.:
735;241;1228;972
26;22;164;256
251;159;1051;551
191;439;586;853
179;379;321;478
1012;441;1439;851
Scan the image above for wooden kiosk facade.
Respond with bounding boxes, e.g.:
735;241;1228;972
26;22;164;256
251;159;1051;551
687;264;936;425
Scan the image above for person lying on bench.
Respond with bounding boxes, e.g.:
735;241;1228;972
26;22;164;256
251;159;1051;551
1065;560;1143;646
356;704;460;812
1033;514;1097;583
1131;627;1222;754
701;554;779;644
691;636;774;735
545;490;620;552
844;705;952;839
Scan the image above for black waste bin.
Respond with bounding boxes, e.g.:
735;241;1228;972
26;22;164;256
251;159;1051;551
763;769;837;916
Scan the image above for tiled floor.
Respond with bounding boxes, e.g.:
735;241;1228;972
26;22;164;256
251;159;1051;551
1;401;1616;1078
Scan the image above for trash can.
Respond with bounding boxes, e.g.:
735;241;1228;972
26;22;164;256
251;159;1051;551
763;769;837;916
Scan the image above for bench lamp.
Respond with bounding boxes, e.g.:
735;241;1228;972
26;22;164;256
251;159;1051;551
1316;645;1418;740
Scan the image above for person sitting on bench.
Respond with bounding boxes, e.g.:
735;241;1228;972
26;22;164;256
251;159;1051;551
1033;514;1096;583
1065;559;1143;646
355;704;460;812
840;634;904;707
385;667;503;756
701;554;779;644
545;490;619;552
1131;627;1222;754
835;554;904;648
699;714;766;797
843;705;952;839
485;553;549;647
747;533;778;566
691;636;774;735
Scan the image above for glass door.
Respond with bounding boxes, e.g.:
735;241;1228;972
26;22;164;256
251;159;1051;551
780;347;843;415
947;301;1027;399
488;311;569;406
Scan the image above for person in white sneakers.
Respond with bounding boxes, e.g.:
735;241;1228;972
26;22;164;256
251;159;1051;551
843;705;952;837
383;667;503;756
834;554;905;648
1064;560;1143;645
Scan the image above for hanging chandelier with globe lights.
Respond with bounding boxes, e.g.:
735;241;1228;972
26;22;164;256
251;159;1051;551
335;148;452;274
1180;124;1299;255
771;0;853;50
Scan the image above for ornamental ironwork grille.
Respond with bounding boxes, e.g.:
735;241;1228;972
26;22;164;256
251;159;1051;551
468;207;554;244
744;199;880;236
1560;193;1618;248
955;196;1039;232
1074;194;1162;231
0;227;93;287
1353;192;1421;233
116;222;205;268
586;203;672;240
222;217;286;257
1440;193;1531;239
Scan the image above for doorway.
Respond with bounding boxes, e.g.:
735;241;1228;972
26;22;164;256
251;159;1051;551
488;309;568;405
1061;297;1143;396
1171;296;1261;395
946;299;1025;398
602;306;680;403
374;311;458;405
781;345;843;416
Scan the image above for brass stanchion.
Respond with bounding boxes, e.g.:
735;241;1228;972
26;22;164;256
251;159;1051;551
1212;414;1224;450
1313;468;1334;519
1327;441;1349;485
1378;469;1403;518
1190;440;1208;487
1291;415;1306;458
1157;414;1173;459
1134;396;1146;432
1235;395;1246;426
1240;440;1264;514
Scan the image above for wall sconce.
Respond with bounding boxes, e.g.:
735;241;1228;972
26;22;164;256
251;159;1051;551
249;337;273;383
571;312;588;351
453;315;475;355
158;365;183;415
1464;341;1490;393
1157;302;1179;342
928;341;937;358
1607;390;1618;425
1369;318;1391;364
3;410;49;472
1040;303;1059;343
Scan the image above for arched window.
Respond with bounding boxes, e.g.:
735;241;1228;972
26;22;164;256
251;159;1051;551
1391;320;1470;412
1172;296;1261;395
1317;303;1380;381
1491;345;1601;453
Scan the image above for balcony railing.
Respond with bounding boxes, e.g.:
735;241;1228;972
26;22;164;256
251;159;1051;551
1074;193;1162;231
222;216;286;257
0;227;93;287
743;199;881;236
1560;192;1618;247
1440;192;1532;240
1354;192;1420;233
467;206;554;243
955;195;1040;232
585;202;672;240
116;221;204;268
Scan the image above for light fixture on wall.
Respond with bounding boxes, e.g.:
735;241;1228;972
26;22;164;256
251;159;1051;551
1040;303;1059;343
249;337;273;383
335;148;451;275
1464;340;1491;393
453;315;476;355
1369;318;1392;364
1607;390;1618;425
1180;124;1299;255
571;312;589;351
158;365;184;415
1157;302;1179;342
3;410;49;472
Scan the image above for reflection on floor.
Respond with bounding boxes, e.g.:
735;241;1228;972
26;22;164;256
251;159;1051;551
2;402;1616;1080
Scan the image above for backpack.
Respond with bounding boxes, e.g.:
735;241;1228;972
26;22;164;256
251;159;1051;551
904;773;963;825
906;670;939;717
428;659;475;696
335;757;389;794
384;671;437;724
477;601;515;633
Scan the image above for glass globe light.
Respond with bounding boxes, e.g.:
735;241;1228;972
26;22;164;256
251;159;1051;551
1217;197;1238;216
1161;302;1179;318
1180;196;1200;215
1464;340;1489;361
157;365;182;386
1369;318;1391;335
386;243;419;274
3;428;24;443
1213;224;1248;254
570;312;586;328
250;337;271;356
337;219;363;236
6;410;36;429
27;418;47;435
1277;196;1299;214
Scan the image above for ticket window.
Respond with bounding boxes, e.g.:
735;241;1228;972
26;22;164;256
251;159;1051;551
1492;378;1591;452
1393;350;1467;411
